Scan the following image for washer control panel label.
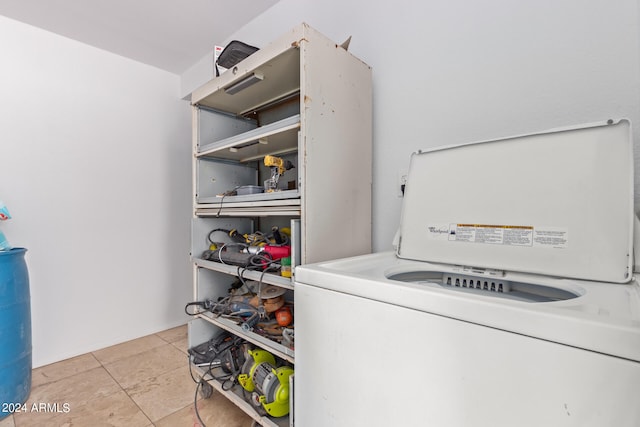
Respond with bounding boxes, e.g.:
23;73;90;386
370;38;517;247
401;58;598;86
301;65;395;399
426;223;568;248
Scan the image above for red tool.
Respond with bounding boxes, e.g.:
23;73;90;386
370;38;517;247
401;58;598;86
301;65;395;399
262;245;291;261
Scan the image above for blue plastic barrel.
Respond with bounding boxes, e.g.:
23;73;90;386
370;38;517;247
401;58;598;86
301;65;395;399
0;248;31;419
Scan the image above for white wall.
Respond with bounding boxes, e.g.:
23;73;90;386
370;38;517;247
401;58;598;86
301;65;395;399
0;16;192;367
182;0;640;251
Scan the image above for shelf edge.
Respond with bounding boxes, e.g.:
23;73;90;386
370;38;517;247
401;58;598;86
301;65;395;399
198;114;301;157
197;312;295;363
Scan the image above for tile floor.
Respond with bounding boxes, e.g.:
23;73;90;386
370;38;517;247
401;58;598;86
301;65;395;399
0;325;253;427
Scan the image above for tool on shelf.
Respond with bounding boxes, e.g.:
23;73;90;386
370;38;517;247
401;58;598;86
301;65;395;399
188;331;246;374
202;227;292;270
187;332;250;426
238;348;294;418
263;155;295;192
275;306;292;327
185;280;294;344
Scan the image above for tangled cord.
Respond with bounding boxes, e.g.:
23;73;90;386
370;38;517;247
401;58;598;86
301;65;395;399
184;266;279;331
188;335;246;427
207;227;290;250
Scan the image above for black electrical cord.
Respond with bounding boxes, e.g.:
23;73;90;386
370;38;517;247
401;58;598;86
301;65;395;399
215;186;240;217
194;380;207;427
207;228;232;245
189;336;247;427
189;355;209;427
236;266;247;286
188;355;199;383
184;296;233;317
248;252;273;269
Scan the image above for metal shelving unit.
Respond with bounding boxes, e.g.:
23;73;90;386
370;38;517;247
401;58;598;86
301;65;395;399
188;22;372;426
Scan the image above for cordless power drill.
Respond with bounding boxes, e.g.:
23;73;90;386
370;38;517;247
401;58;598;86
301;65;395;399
263;155;295;192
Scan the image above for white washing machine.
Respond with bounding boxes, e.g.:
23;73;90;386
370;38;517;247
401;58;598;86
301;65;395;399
294;119;640;427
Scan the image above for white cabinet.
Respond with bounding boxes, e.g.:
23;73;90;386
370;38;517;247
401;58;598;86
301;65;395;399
187;23;372;426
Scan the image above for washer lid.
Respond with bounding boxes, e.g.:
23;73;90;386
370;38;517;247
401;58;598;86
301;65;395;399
397;119;634;283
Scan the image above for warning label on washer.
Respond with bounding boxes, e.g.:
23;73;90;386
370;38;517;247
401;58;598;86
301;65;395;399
429;223;569;249
448;224;534;246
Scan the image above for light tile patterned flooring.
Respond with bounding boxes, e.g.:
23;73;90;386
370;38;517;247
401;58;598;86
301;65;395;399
0;325;252;427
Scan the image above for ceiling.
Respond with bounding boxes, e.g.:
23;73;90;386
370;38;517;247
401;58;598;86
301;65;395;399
0;0;280;74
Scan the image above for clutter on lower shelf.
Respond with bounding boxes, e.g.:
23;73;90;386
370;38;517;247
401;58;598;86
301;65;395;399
187;330;294;422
